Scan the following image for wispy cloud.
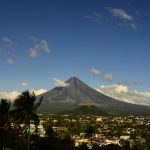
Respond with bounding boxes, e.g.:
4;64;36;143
21;82;29;87
90;68;113;82
97;84;150;106
84;12;103;24
6;58;14;64
1;37;15;64
84;7;137;31
29;37;51;58
40;40;50;53
106;7;137;30
103;73;113;81
30;36;40;49
53;77;69;87
2;37;15;49
29;48;38;58
117;80;143;86
91;68;102;75
106;7;133;21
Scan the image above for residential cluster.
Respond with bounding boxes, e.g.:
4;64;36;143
38;114;150;149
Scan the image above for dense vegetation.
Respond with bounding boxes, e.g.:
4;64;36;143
59;105;107;115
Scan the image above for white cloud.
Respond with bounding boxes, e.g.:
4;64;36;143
53;77;69;87
40;40;50;53
91;68;102;75
21;82;28;87
29;48;38;58
0;91;20;101
106;7;137;30
114;84;128;93
107;8;133;21
6;58;14;64
29;37;51;57
98;84;128;94
103;73;113;81
32;89;48;96
0;89;48;101
97;84;150;106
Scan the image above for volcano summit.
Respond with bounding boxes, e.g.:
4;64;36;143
38;77;150;115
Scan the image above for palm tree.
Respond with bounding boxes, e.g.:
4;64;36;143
11;90;43;150
0;98;11;150
0;98;11;128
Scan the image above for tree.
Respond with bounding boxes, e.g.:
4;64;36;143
45;125;55;139
92;144;100;150
0;98;11;128
78;143;88;150
102;144;122;150
11;90;43;150
0;98;11;150
85;125;95;143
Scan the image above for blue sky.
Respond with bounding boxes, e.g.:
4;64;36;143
0;0;150;105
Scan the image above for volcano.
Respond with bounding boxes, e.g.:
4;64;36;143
38;77;150;115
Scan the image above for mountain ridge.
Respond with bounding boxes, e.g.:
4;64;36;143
38;77;150;115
